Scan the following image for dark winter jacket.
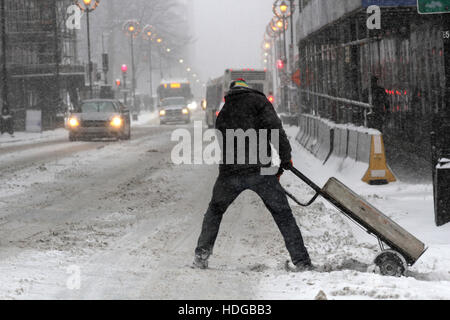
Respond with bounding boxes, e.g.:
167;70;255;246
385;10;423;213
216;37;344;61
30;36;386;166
364;85;391;131
216;86;292;176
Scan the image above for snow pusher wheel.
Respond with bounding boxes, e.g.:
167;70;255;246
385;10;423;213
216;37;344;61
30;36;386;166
374;250;406;277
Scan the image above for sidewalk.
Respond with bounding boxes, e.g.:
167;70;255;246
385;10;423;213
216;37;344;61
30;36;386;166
0;129;67;149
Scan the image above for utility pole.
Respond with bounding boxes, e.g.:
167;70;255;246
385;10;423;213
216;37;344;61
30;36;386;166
159;46;164;80
1;0;9;115
289;0;295;113
148;41;153;98
53;0;60;129
130;35;136;102
86;9;93;98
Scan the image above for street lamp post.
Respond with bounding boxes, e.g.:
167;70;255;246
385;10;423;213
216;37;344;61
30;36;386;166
273;0;293;114
1;0;9;116
266;20;282;110
123;20;141;107
76;0;100;99
86;9;92;97
131;34;136;96
156;38;164;80
143;25;154;99
289;0;295;63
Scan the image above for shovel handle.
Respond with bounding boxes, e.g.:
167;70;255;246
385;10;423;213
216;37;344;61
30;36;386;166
284;188;320;207
287;165;323;193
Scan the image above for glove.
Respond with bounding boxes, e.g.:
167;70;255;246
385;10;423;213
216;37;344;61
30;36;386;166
281;159;293;170
276;167;284;180
276;160;293;180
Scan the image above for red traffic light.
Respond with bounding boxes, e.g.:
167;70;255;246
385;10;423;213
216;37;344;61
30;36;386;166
277;59;284;70
115;79;121;87
121;64;128;73
268;95;274;103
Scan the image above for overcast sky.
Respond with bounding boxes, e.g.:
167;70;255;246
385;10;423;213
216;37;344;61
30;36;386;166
191;0;275;81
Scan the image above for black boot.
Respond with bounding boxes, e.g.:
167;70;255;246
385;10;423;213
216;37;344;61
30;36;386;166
285;259;315;272
193;254;209;269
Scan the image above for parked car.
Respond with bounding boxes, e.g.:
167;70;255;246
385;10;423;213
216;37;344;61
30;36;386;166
67;99;131;141
159;97;191;124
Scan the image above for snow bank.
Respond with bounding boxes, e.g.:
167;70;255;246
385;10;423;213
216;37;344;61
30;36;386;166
257;125;450;300
0;129;67;148
0;111;158;149
131;111;158;127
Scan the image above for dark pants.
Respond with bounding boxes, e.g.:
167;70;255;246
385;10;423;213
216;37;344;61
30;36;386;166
195;173;310;265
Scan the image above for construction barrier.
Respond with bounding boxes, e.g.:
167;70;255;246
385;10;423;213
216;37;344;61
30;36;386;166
316;121;334;162
332;126;342;158
307;118;319;154
347;130;358;161
306;117;317;151
311;119;322;156
337;127;348;158
300;116;311;146
296;114;396;185
296;116;306;142
356;131;372;164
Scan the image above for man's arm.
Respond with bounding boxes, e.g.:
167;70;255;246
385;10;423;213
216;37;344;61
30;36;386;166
257;98;292;163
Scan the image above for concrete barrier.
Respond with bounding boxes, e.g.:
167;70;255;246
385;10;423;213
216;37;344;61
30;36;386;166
298;115;306;144
306;117;319;153
296;115;307;143
332;126;341;158
316;121;333;162
300;116;311;147
294;114;396;185
332;126;348;158
311;118;322;156
339;128;349;158
356;131;372;164
347;130;358;161
302;116;310;148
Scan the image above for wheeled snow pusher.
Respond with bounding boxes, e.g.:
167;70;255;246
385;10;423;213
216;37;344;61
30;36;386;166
284;166;427;277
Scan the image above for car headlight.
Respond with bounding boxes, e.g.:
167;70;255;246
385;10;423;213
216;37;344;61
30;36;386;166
182;108;189;115
159;110;166;116
68;117;79;128
188;101;198;110
110;116;123;128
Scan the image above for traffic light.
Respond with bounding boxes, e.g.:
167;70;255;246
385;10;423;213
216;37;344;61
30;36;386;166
121;64;128;74
277;59;284;70
115;79;121;87
268;94;274;104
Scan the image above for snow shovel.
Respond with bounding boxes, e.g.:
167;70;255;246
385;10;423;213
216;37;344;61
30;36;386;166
282;165;427;277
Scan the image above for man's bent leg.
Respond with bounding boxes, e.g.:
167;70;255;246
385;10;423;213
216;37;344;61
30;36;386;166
195;175;243;258
250;175;311;265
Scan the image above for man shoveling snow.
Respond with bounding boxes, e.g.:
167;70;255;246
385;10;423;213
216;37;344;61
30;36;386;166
193;78;313;272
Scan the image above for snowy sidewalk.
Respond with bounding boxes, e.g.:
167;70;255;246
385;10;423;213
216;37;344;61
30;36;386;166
0;111;158;149
0;129;67;149
257;126;450;299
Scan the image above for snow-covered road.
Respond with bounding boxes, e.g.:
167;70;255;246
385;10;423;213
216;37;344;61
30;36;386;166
0;114;449;300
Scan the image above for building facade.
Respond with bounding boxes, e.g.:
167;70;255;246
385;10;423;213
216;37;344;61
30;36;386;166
294;0;449;160
1;0;85;130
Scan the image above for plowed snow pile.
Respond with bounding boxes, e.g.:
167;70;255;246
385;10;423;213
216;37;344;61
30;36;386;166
257;126;450;299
